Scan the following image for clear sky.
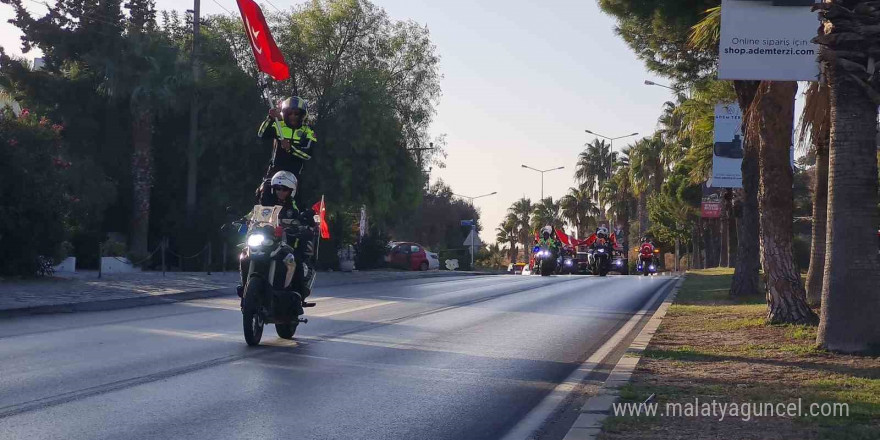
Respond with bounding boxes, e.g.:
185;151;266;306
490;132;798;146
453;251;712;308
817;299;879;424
1;0;691;243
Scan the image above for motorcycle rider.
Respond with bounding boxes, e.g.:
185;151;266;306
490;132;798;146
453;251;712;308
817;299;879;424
638;234;657;270
537;226;560;251
255;96;317;206
239;171;317;309
582;226;617;249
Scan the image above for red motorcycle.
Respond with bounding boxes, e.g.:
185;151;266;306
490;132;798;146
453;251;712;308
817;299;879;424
637;242;659;276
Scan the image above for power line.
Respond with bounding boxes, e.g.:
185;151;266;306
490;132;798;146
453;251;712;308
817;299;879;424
210;0;234;15
263;0;283;13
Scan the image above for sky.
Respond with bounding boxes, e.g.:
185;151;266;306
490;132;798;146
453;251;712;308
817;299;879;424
0;0;713;244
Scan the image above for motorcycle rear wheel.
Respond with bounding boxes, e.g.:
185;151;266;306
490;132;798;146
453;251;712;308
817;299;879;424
275;322;298;339
242;277;265;346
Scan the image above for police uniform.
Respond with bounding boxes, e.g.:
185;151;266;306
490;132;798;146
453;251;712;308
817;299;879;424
256;118;317;205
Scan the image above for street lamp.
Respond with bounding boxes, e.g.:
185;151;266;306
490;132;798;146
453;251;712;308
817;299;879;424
452;191;498;203
584;130;639;154
644;80;681;92
520;165;564;200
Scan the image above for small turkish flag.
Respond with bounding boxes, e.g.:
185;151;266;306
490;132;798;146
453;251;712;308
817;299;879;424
235;0;290;81
312;196;330;240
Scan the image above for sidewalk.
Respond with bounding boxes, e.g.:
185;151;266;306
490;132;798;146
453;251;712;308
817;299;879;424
0;269;493;317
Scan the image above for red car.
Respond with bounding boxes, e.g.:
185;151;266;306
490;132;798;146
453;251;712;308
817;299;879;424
386;242;431;271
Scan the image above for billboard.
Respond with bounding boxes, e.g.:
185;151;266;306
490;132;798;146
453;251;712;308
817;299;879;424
718;0;820;81
701;183;723;219
712;102;744;188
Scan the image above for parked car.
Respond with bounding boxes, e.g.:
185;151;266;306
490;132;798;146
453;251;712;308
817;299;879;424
386;242;433;271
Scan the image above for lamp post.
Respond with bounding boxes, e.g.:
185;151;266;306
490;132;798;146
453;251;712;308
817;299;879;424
453;192;497;268
643;79;680;92
520;165;564;200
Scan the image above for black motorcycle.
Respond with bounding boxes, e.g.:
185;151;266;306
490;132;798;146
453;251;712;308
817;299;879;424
588;241;613;277
557;248;576;275
234;205;315;346
533;245;558;276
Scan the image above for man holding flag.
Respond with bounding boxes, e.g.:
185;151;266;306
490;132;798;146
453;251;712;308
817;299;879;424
235;0;318;207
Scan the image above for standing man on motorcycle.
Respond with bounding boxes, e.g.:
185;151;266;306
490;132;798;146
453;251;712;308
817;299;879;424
239;171;317;308
537;226;560;251
582;226;617;249
255;96;317;206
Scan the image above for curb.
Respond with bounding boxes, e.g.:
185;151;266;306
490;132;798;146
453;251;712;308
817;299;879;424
0;270;497;318
562;276;686;440
0;287;235;319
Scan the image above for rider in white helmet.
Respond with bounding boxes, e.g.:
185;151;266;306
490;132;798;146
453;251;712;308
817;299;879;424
238;171;317;305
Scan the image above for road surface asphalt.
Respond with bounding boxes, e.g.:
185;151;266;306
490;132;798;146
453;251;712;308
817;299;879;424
0;274;674;440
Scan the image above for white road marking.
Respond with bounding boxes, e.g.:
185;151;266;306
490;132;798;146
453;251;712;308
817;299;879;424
309;300;398;317
500;278;675;440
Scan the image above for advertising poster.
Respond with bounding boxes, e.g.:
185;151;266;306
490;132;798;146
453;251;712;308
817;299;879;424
712;102;744;188
718;0;820;81
701;182;723;219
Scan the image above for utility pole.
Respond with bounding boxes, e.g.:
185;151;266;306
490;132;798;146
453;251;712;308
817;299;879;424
185;0;201;226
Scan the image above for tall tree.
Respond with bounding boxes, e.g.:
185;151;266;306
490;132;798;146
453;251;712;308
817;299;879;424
561;187;598;239
751;81;817;325
600;149;635;252
815;0;880;353
496;213;519;263
531;197;564;231
629;136;665;237
576;139;616;207
508;198;533;251
797;81;831;306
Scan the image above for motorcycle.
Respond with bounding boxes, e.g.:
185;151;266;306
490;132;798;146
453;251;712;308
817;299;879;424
588;238;612;277
637;242;659;276
557;247;576;275
533;245;558;276
233;205;315;346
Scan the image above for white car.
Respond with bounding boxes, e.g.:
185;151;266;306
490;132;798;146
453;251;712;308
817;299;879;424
426;251;440;270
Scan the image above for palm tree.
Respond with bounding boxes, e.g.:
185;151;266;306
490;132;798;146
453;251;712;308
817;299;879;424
496;214;519;263
508;198;533;256
797;81;831;306
815;1;880;352
629;136;664;238
601;150;635;253
575;139;616;205
531;197;564;231
561;187;598;239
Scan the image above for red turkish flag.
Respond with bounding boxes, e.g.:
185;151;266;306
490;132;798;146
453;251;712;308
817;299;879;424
235;0;290;81
554;229;571;246
312;197;330;240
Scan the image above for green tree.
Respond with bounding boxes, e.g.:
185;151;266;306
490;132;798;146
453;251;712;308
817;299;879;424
531;197;564;231
815;0;880;352
560;186;598;239
496;213;519;263
629;136;665;237
508;198;533;253
601;148;636;252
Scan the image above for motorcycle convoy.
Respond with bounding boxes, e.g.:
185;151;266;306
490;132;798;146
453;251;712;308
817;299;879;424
529;226;660;277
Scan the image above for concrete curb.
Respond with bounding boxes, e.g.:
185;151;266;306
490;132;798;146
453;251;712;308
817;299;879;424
0;287;236;318
0;270;497;318
562;276;686;440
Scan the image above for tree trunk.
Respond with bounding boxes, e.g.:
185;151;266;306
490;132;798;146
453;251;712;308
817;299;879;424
130;109;154;258
731;81;762;297
817;49;880;352
637;191;648;238
720;201;730;267
806;141;829;306
755;81;817;325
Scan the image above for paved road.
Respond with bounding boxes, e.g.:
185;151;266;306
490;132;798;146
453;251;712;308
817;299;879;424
0;274;673;440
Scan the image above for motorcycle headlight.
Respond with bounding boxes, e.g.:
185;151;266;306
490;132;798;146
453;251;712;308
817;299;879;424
565;259;573;266
649;265;656;271
598;248;605;253
616;260;623;267
247;234;267;248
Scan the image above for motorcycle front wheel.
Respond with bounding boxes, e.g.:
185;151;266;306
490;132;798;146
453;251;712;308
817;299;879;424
242;277;265;346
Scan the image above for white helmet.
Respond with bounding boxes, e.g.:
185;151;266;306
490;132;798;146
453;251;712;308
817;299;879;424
270;171;298;195
541;225;553;238
596;226;609;237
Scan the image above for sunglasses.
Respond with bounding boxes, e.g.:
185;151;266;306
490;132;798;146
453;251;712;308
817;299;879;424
272;186;292;192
